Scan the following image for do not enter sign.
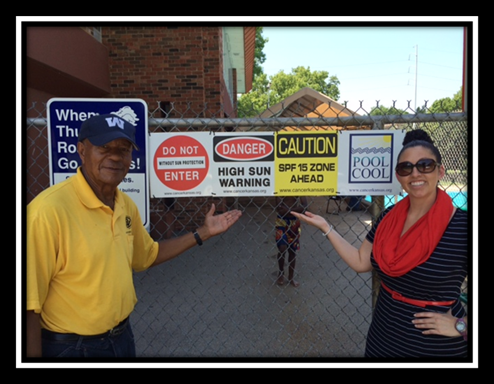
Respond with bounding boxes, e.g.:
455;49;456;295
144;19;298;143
153;135;210;191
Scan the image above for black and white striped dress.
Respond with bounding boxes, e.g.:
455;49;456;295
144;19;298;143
365;207;469;358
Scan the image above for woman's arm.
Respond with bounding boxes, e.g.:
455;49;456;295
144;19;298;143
413;311;468;339
291;210;373;273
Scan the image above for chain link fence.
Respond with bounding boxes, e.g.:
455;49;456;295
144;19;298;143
25;101;468;358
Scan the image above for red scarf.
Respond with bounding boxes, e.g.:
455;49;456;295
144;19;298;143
373;188;454;277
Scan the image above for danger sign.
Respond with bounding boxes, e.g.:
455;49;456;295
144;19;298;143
153;134;209;191
214;136;274;161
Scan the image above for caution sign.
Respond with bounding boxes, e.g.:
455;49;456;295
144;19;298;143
150;132;211;197
275;131;339;196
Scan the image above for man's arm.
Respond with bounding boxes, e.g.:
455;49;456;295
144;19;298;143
26;310;42;357
150;203;242;267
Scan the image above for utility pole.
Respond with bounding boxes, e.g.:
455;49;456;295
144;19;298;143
267;82;271;108
414;44;418;111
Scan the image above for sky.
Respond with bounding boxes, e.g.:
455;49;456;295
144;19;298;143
260;23;470;113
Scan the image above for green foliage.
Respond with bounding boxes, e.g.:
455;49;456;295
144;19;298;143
367;88;463;115
369;105;409;116
270;66;340;101
253;27;268;78
238;66;340;117
427;88;463;113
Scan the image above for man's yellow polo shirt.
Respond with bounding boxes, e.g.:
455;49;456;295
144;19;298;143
26;167;159;335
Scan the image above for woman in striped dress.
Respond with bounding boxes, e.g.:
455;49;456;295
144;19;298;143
291;129;468;358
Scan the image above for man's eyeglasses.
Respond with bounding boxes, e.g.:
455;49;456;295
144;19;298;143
395;158;440;177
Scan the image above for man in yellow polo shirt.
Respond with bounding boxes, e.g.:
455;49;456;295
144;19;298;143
26;114;242;358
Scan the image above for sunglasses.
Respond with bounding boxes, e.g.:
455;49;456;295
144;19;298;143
395;158;440;176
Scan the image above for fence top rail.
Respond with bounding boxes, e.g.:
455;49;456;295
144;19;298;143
27;112;467;129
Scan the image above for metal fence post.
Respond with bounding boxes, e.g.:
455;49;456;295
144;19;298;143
370;121;384;312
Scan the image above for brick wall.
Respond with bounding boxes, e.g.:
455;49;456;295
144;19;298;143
103;26;225;118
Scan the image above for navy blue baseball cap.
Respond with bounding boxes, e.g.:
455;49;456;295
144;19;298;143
78;114;139;150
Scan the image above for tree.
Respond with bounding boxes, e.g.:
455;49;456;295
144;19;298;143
369;104;409;116
238;66;340;117
421;88;466;175
368;88;463;116
426;88;463;113
253;27;268;78
269;66;340;103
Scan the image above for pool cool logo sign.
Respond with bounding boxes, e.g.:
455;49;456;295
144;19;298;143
348;132;395;184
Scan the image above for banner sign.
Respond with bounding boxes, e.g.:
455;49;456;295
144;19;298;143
47;98;149;228
149;130;405;197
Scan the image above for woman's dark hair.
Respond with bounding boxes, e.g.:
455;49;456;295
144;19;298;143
398;129;442;164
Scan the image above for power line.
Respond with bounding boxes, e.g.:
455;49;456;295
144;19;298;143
418;61;462;70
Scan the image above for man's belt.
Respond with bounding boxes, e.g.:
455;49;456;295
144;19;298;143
41;317;129;341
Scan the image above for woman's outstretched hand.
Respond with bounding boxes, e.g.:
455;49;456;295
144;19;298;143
290;210;329;233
